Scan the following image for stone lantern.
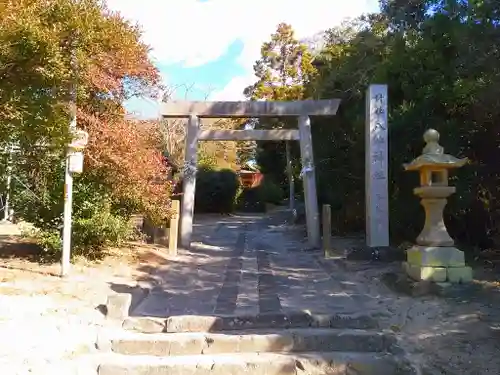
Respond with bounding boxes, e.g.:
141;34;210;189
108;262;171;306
403;129;472;283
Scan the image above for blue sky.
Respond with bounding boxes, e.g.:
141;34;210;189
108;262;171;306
125;40;246;118
106;0;380;119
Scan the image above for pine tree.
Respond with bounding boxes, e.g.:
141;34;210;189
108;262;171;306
243;23;317;184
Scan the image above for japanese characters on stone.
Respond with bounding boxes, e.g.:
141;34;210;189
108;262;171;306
371;92;387;182
371;92;388;223
366;85;389;248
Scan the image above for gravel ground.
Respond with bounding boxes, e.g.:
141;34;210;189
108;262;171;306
324;236;500;375
0;233;165;375
1;220;500;375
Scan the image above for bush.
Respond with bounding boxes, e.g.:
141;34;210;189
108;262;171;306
31;229;62;262
195;167;240;213
30;206;134;262
11;152;66;232
72;209;133;258
71;194;135;258
257;178;284;205
18;173;137;262
236;187;266;212
236;177;284;212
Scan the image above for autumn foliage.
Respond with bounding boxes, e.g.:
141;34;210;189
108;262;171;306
0;0;172;255
81;110;172;224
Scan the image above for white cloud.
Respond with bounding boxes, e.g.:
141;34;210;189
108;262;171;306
106;0;379;102
210;75;255;101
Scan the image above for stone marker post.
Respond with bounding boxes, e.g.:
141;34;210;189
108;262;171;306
322;204;332;257
365;84;389;248
169;200;180;255
403;129;472;283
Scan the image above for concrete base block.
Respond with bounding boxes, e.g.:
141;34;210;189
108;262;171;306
406;245;465;267
404;244;473;284
106;293;132;321
447;266;473;283
404;263;473;284
403;262;447;282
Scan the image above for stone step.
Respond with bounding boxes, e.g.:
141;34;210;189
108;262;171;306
102;328;396;357
98;351;417;375
123;311;378;334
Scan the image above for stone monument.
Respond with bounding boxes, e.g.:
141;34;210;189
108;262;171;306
403;129;472;283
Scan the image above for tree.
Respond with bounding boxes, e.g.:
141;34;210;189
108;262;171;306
0;0;171;256
306;0;500;249
236;119;258;168
159;84;241;171
244;23;317;188
244;23;317;101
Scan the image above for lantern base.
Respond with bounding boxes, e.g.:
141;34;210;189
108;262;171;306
404;245;473;283
407;245;464;267
413;188;456;247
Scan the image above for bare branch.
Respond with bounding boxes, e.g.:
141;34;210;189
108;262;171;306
158;83;240;169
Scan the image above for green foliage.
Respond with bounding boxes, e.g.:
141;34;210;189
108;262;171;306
236;188;266;213
1;0;169;261
195;167;240;214
255;141;287;184
31;229;62;262
258;178;284;205
244;23;317;101
0;0;159;149
28;198;134;262
198;150;218;170
71;183;135;257
236;177;284;212
244;23;316;187
11;149;138;261
247;3;500;250
71;209;133;257
10;151;66;231
235;119;257;169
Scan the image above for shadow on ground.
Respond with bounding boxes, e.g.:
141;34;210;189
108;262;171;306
107;214;260;317
0;235;42;261
110;212;380;318
99;210;500;373
328;259;500;374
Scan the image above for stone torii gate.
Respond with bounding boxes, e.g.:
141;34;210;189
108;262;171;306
161;85;389;253
161;99;341;249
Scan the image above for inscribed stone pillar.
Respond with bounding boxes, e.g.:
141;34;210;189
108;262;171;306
180;115;199;248
298;115;320;248
365;84;390;248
